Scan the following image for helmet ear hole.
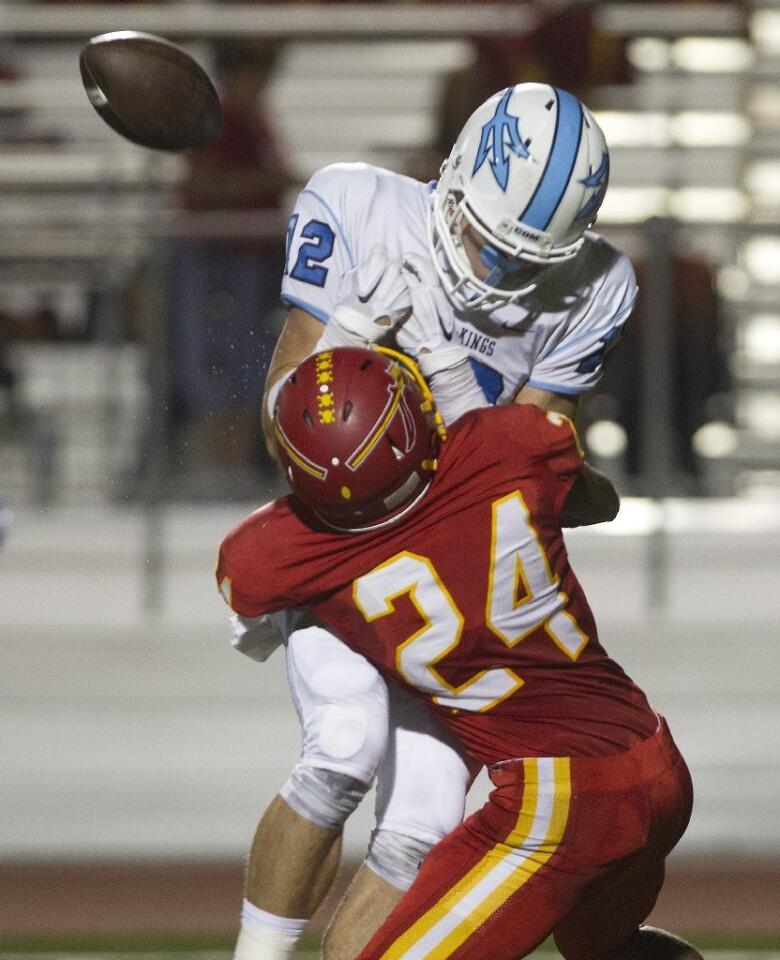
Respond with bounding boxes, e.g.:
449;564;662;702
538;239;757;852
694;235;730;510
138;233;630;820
343;400;353;422
303;409;314;429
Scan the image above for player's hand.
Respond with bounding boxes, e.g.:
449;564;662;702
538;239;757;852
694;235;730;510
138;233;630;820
329;244;412;344
395;254;487;425
395;254;454;358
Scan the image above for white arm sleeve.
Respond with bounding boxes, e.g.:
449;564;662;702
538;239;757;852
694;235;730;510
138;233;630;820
419;346;489;426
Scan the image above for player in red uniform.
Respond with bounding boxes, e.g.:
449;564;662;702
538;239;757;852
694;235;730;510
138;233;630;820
217;347;700;960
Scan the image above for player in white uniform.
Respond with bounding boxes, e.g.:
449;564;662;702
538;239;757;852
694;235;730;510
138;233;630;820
232;84;637;960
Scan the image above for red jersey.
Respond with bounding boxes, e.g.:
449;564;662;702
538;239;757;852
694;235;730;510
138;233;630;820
217;405;656;765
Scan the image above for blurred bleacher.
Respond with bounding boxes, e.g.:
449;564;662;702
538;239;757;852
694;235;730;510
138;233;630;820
1;4;780;926
0;2;779;504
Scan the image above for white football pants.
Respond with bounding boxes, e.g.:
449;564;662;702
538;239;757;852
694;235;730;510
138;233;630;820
282;613;478;850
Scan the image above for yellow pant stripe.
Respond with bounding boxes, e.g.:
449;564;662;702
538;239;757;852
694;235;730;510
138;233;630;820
380;757;571;960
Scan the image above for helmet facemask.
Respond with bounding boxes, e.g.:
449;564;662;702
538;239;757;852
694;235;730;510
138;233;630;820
428;166;585;314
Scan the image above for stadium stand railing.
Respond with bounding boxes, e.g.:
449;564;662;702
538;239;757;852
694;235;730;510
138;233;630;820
1;4;779;896
0;2;777;506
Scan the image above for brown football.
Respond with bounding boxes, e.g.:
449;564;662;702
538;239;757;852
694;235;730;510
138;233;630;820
79;31;222;151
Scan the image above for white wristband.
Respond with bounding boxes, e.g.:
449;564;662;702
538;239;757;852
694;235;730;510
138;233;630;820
418;345;472;378
316;305;391;352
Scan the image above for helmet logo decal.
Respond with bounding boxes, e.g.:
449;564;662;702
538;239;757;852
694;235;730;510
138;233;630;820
472;88;529;193
575;151;609;222
520;88;584;231
346;370;407;471
396;389;419;453
315;351;336;424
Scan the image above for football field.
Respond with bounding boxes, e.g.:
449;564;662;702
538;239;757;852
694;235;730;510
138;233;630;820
2;951;780;960
1;948;780;960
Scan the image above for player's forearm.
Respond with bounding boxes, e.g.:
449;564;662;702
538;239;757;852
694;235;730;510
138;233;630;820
262;308;326;454
514;383;578;420
513;386;614;526
262;361;297;457
560;463;620;527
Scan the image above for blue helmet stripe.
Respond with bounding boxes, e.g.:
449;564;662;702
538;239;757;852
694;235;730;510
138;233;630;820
520;88;584;231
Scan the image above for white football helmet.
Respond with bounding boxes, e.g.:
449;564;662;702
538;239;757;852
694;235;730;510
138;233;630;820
428;83;610;312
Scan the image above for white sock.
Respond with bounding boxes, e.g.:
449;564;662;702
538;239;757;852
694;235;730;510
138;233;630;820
234;900;308;960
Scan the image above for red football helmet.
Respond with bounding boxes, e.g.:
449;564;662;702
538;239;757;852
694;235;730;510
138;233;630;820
273;347;444;530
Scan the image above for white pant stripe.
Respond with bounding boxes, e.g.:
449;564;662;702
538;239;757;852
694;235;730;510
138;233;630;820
398;757;557;960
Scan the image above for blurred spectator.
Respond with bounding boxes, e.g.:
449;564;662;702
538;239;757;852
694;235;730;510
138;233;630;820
167;39;295;478
408;0;633;181
0;45;17;82
0;42;31;145
583;249;731;492
0;312;17;415
0;497;10;548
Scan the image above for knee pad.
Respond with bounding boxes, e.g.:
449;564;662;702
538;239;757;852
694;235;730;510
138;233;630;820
365;828;435;891
287;630;389;782
280;765;371;830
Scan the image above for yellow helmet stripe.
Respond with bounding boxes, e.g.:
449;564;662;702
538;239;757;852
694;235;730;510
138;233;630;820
273;417;328;480
346;376;404;470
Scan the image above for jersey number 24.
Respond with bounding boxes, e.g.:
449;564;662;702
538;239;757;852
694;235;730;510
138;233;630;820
353;492;589;713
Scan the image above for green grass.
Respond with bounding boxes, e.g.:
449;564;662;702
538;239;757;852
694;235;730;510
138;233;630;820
2;930;780;957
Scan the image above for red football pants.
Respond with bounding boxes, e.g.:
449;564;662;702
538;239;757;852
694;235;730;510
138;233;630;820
357;717;693;960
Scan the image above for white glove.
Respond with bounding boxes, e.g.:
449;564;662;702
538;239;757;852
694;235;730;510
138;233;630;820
316;244;412;350
393;255;488;425
395;254;455;358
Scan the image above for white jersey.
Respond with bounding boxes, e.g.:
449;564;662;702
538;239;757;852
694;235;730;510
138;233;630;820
281;163;637;405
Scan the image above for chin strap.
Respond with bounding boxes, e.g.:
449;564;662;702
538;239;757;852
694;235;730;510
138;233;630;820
479;241;517;287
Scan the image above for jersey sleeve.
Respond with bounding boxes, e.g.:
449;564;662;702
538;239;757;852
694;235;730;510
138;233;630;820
527;251;637;396
533;410;585;480
215;505;299;618
461;405;584;482
280;163;377;323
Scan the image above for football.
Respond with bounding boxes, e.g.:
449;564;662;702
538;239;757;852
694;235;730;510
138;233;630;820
79;31;222;151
